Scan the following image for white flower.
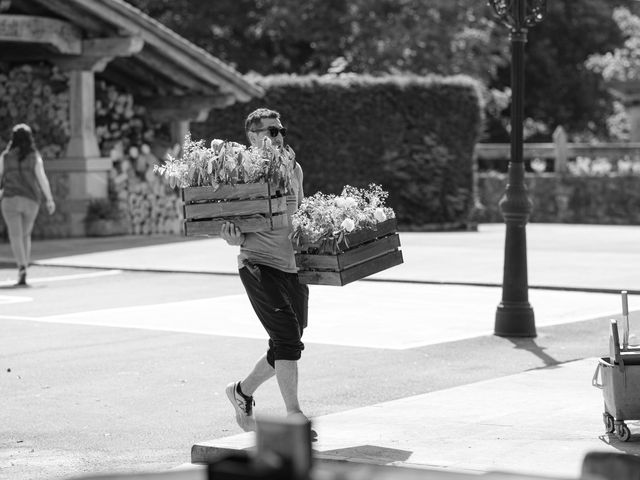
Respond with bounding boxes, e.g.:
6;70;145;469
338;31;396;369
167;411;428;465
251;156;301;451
374;208;387;222
210;139;224;153
334;197;346;208
344;196;357;208
128;146;139;159
341;218;355;232
141;144;151;155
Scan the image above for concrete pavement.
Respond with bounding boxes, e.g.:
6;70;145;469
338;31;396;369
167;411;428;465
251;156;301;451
1;222;640;479
192;358;616;478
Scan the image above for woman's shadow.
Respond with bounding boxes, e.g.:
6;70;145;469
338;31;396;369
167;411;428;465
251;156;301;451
0;283;31;289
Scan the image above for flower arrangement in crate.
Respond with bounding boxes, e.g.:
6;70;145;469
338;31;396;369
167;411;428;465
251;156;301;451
154;133;296;236
291;184;403;286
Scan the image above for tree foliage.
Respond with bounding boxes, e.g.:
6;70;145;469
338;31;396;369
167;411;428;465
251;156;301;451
128;0;508;82
499;0;637;140
255;0;508;82
127;0;640;141
127;0;268;72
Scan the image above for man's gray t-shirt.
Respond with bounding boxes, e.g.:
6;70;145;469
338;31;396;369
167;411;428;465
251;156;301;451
237;163;304;273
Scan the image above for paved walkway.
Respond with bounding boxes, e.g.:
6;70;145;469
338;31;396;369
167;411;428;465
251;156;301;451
5;223;638;292
2;223;640;479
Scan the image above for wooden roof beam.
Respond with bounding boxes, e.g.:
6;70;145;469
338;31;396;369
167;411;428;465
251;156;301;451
83;36;144;57
140;94;237;123
0;14;82;53
134;48;217;94
106;57;180;96
54;36;144;72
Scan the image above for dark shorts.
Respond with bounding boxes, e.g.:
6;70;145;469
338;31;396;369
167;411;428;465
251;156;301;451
239;262;309;367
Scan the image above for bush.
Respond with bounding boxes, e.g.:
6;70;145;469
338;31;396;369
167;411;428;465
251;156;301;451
85;198;123;222
192;74;483;230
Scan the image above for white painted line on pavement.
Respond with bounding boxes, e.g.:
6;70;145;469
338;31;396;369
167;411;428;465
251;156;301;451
0;269;123;287
3;283;623;349
0;295;32;305
0;314;40;320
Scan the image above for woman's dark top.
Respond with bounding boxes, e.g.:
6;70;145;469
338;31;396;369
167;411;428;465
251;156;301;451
2;149;42;203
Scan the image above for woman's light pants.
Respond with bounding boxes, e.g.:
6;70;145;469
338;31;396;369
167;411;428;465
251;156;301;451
1;195;39;268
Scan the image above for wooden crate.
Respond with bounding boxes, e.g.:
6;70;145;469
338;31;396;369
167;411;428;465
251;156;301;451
295;218;403;286
182;183;287;237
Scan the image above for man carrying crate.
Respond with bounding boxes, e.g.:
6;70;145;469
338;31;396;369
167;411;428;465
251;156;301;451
220;108;313;436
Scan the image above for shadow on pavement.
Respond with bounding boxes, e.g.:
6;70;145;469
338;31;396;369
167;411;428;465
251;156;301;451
317;445;413;464
0;284;28;290
507;338;561;367
0;234;200;262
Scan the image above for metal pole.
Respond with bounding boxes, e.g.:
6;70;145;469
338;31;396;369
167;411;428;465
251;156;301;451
489;0;546;337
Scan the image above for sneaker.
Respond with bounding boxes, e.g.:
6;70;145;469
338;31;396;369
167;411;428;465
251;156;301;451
226;381;255;432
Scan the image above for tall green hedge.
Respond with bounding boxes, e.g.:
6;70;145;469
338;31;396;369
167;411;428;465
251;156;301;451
192;74;483;229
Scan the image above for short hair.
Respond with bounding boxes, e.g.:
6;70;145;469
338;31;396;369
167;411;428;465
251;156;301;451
245;108;280;133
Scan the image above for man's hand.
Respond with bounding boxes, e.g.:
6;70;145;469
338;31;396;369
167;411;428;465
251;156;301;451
221;222;245;246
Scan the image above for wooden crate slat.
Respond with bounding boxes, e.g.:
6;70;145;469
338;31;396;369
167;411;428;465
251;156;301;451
184;213;288;237
295;255;339;270
340;250;404;285
296;270;343;286
295;234;401;270
184;196;286;220
298;249;404;286
341;217;397;250
182;183;280;203
337;234;400;269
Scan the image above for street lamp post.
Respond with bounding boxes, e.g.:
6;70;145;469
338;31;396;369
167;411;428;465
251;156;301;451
488;0;546;337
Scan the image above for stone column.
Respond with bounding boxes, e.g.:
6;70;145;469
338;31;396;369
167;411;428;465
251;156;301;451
66;70;101;158
54;68;112;236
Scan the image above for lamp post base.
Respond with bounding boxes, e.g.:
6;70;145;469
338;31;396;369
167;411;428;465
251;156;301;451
495;301;536;337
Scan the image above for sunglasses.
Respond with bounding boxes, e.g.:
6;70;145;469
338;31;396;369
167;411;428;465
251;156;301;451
252;126;287;138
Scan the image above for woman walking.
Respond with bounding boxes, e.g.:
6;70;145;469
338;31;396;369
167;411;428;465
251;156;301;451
0;124;56;286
